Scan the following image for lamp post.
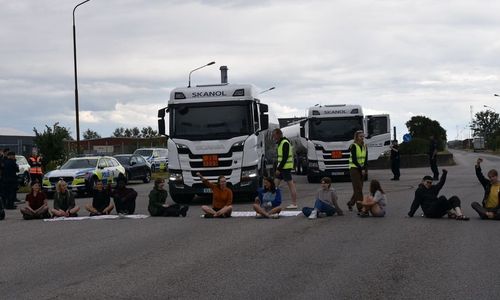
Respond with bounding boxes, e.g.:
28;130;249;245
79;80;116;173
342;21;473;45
259;87;275;94
188;61;215;88
73;0;92;154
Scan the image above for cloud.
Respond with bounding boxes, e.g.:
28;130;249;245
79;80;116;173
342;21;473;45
1;0;500;142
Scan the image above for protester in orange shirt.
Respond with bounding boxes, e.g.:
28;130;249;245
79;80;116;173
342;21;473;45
196;172;233;218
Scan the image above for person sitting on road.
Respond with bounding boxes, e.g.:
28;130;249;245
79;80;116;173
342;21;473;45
302;177;344;219
148;178;188;217
253;177;282;219
471;158;500;220
357;179;387;218
408;169;469;220
112;177;137;215
20;181;50;220
196;172;233;218
85;180;114;216
51;180;80;217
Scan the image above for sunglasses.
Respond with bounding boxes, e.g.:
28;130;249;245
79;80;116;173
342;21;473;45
424;181;433;184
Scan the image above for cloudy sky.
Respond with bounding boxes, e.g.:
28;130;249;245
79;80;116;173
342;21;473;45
1;0;499;141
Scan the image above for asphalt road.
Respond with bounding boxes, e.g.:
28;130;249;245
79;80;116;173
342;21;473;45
1;149;499;299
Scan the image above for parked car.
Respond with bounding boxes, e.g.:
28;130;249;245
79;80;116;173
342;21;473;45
16;155;31;186
133;148;168;172
114;154;152;183
42;156;125;195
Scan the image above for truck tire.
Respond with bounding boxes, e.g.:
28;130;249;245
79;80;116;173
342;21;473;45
307;174;319;183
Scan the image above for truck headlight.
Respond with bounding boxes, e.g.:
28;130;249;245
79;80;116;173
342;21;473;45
169;172;183;182
241;166;258;181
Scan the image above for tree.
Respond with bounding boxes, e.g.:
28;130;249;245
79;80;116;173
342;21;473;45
141;126;158;138
124;128;132;137
113;127;125;137
82;128;101;140
471;110;500;149
405;116;447;151
131;127;141;137
33;123;72;168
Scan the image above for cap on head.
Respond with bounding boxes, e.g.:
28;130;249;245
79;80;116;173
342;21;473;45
422;175;433;181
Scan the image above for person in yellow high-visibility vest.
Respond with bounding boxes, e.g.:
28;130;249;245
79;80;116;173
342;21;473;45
272;128;298;209
347;130;368;212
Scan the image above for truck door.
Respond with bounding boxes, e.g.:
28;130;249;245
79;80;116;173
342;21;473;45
365;114;391;160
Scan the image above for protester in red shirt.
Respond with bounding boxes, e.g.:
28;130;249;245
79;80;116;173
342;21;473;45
20;182;50;220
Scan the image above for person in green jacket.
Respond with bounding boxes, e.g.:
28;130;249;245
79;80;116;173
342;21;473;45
51;180;80;217
148;178;188;217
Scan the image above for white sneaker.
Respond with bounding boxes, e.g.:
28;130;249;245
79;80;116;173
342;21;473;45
318;212;327;218
286;204;298;209
308;210;317;219
270;214;280;219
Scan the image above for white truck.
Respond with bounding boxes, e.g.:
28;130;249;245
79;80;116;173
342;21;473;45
281;104;390;182
157;68;275;203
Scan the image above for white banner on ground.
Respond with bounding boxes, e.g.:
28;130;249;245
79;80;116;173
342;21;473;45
231;211;302;217
43;214;149;222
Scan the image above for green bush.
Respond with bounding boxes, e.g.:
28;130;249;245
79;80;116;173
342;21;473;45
399;138;429;155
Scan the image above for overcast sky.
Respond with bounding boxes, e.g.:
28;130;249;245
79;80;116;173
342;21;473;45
1;0;499;141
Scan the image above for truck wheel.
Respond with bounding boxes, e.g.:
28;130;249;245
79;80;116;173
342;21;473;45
307;174;319;183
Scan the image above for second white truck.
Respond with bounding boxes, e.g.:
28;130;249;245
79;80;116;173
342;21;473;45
281;104;390;182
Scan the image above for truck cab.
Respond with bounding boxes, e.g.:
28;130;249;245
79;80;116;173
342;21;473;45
158;82;272;203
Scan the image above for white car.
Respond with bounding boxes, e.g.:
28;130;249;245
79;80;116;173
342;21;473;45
133;148;168;172
42;156;126;195
16;155;31;186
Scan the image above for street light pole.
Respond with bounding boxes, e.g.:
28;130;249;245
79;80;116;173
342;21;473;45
73;0;92;154
188;61;215;88
259;87;276;94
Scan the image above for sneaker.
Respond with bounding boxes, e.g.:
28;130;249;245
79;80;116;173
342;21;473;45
180;206;189;217
286;204;298;209
255;213;264;219
270;213;280;219
318;212;327;218
203;213;214;218
118;213;126;219
308;210;317;219
359;212;369;218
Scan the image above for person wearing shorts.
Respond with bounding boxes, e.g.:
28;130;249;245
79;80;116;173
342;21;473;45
273;128;298;209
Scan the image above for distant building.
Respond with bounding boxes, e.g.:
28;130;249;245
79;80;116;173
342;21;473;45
0;135;36;157
65;136;168;155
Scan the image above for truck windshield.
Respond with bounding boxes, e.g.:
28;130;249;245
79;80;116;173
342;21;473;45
309;117;363;142
171;103;252;140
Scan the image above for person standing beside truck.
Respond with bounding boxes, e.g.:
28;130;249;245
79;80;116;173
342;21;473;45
347;131;368;212
390;140;400;181
272;128;298;209
429;135;439;180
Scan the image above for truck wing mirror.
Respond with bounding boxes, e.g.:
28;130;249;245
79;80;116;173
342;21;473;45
260;114;269;130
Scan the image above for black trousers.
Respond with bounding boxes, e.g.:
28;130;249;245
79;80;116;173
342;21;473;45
114;198;136;214
391;159;400;179
425;195;460;218
430;157;439;179
153;204;182;217
2;181;17;208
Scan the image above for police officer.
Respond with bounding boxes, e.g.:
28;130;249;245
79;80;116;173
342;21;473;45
2;151;19;209
272;128;298;209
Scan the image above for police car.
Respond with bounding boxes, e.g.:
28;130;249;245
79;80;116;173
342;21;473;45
42;156;126;195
